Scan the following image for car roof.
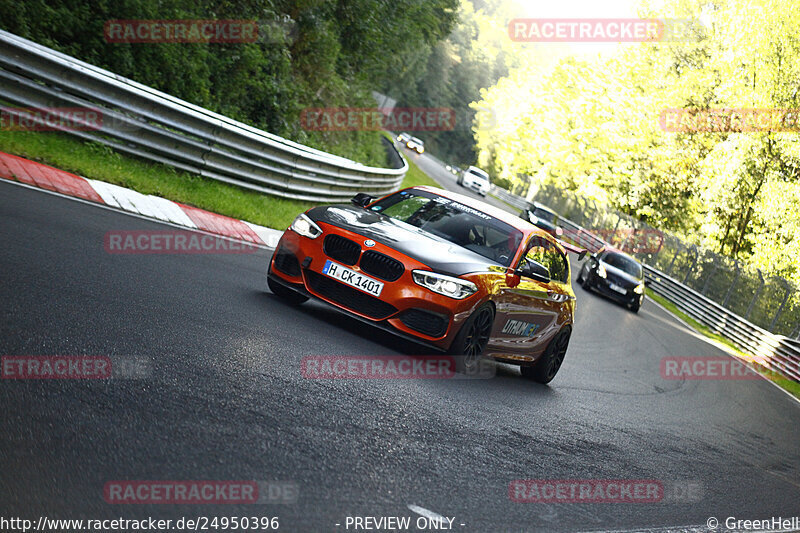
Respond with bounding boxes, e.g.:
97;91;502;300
598;246;641;264
410;137;423;143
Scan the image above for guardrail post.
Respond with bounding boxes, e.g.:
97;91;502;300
722;260;741;307
682;245;699;285
664;242;683;276
769;278;792;332
588;199;599;226
612;214;622;232
701;260;718;295
745;269;764;320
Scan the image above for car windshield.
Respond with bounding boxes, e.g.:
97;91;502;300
532;207;556;223
469;168;489;180
370;190;522;266
603;252;642;278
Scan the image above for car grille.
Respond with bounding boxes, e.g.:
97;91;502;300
272;246;301;277
304;270;397;320
398;309;449;338
323;234;361;265
360;251;404;281
605;272;631;291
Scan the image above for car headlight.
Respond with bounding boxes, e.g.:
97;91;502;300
596;263;607;278
634;282;645;294
290;213;323;239
412;270;477;299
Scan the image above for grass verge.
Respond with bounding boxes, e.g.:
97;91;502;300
647;288;800;400
0;131;428;230
399;154;439;188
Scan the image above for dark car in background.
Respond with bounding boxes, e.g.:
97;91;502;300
577;247;648;312
520;202;563;237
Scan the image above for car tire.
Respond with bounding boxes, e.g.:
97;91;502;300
267;270;309;305
630;296;642;313
520;326;571;384
448;303;494;375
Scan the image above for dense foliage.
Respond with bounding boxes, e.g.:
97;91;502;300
386;0;538;166
0;0;458;166
472;0;800;284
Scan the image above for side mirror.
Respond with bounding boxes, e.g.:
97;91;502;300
517;259;550;283
644;279;652;287
351;193;374;208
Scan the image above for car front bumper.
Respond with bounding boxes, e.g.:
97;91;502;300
586;271;641;305
269;224;485;351
464;180;489;195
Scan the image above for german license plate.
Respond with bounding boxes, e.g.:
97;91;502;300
609;283;626;294
322;260;384;297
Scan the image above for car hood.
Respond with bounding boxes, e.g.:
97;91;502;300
306;205;501;276
600;261;643;286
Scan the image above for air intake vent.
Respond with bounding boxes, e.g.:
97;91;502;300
272;246;301;277
305;270;397;320
399;309;449;338
360;251;404;281
323;234;361;265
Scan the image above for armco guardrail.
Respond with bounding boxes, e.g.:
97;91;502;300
491;185;800;382
0;30;406;202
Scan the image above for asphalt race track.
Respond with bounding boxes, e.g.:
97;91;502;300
1;162;799;532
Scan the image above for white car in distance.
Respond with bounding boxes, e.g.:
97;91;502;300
458;166;490;197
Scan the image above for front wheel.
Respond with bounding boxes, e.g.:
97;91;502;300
449;303;494;375
520;326;571;384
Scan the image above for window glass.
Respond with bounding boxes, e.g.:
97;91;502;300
602;252;642;278
371;190;523;266
521;235;568;282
